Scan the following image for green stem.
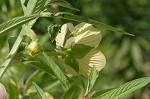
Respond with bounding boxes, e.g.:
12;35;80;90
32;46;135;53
0;31;23;78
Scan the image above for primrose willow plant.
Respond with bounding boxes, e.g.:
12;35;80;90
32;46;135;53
56;22;106;76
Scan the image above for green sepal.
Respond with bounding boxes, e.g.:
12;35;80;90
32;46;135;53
71;44;93;59
65;53;79;73
21;25;37;41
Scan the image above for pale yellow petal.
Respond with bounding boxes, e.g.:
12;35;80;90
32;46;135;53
55;24;68;47
65;49;106;76
73;26;102;47
72;22;92;36
77;49;106;76
66;23;74;33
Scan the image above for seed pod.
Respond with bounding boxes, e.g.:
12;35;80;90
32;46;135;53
0;83;6;99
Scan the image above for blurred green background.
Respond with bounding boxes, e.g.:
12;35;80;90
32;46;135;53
0;0;150;99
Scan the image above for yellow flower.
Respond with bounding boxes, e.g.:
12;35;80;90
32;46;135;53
56;22;106;76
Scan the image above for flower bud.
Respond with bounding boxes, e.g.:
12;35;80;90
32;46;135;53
27;41;39;54
45;92;54;99
0;83;6;99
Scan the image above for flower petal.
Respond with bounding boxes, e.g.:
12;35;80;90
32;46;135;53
77;49;106;76
72;22;92;36
66;23;74;33
73;26;102;47
65;49;106;76
56;23;74;48
55;24;68;47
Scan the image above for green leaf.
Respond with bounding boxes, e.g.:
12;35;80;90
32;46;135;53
28;54;53;75
91;88;115;98
25;0;46;27
65;54;79;73
54;12;134;36
88;66;97;92
42;52;70;90
7;83;19;99
62;84;81;99
97;77;150;99
0;14;38;37
48;0;79;11
26;0;47;15
32;82;48;99
71;44;93;59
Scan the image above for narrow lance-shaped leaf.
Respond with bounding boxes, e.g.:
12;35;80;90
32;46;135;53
32;82;48;99
97;77;150;99
42;52;70;90
8;83;19;99
91;88;116;98
0;14;38;37
25;0;47;27
53;12;134;36
84;67;97;98
26;0;47;15
48;0;79;11
88;66;97;92
26;53;54;76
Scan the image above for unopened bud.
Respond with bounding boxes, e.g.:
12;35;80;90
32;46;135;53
45;92;54;99
27;41;39;54
0;83;6;99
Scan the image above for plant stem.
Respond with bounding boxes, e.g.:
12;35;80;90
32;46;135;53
0;31;23;79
